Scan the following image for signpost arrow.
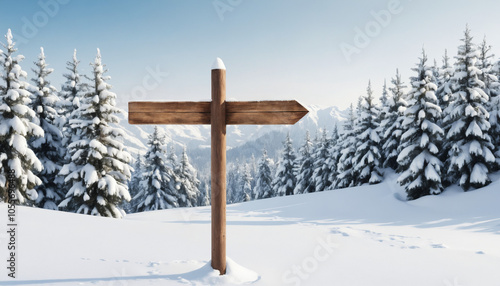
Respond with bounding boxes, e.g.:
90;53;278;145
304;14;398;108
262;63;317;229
128;100;308;125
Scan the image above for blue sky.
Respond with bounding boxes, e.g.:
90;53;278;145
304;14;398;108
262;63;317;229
1;0;500;110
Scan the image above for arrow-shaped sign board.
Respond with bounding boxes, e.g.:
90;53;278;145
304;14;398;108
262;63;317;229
128;100;308;125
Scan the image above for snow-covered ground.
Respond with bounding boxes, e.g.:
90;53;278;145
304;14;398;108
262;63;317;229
1;171;499;286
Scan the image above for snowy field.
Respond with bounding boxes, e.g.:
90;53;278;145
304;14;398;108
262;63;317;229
1;171;499;286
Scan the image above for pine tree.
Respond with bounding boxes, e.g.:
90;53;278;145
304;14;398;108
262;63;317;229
198;180;210;206
478;37;500;165
356;96;363;118
0;29;43;204
253;149;273;199
293;131;315;194
60;49;88;150
311;129;331;192
378;79;389;126
240;164;253;201
351;81;383;185
58;49;132;217
435;50;454;117
378;79;390;153
431;59;440;83
381;69;408;170
397;49;444;200
249;154;258;190
126;153;142;213
272;133;297;196
330;124;340;147
443;27;497;190
177;146;201;207
478;37;499;98
326;124;341;190
29;47;65;209
133;127;178;211
489;90;500;164
226;160;241;204
167;143;178;171
335;104;357;189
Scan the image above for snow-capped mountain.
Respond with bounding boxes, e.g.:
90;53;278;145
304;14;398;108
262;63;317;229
118;104;347;171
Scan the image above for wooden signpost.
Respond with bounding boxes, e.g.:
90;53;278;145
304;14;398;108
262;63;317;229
128;58;308;275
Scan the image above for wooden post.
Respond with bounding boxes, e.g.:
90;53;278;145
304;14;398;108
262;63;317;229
211;59;226;275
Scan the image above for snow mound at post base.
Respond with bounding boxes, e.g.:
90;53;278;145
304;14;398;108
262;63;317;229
179;258;259;285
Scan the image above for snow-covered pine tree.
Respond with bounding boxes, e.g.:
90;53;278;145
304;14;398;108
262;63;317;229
177;146;201;207
377;79;390;164
59;49;88;150
380;79;389;115
311;129;331;192
442;27;497;190
253;149;273;199
198;180;210;206
293;131;315;194
272;133;297;196
478;37;499;99
0;29;43;204
490;89;500;164
133;126;178;211
58;49;132;217
249;154;258;191
381;69;408;170
334;104;357;189
351;81;383;185
397;49;444;200
240;164;253;201
435;49;454;117
29;47;65;209
226;161;241;203
326;123;341;190
330;124;340;147
478;38;500;166
379;79;389;124
126;153;142;213
167;143;178;171
431;59;440;83
356;96;363;118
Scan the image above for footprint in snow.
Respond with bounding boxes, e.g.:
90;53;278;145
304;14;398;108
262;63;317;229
331;229;349;237
431;243;447;249
148;261;160;267
476;251;485;254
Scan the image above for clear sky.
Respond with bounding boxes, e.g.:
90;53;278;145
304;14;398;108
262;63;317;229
1;0;500;110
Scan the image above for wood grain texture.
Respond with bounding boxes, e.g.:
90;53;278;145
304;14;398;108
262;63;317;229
128;112;210;124
128;101;211;113
226;100;308;113
227;111;308;125
129;100;308;125
211;69;227;275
